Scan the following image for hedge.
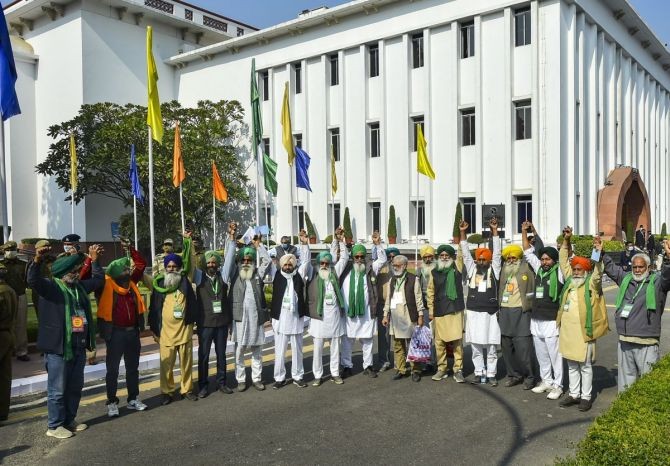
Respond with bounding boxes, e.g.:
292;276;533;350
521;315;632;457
556;353;670;466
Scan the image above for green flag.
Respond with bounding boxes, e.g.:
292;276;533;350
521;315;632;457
251;58;277;196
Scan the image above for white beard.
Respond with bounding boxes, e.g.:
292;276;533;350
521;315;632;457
504;263;519;276
633;271;649;282
421;263;435;278
571;276;586;288
239;265;255;281
393;268;405;277
318;268;331;281
353;263;366;274
164;272;181;289
436;259;453;271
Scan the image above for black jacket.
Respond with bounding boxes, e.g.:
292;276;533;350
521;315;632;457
149;275;197;336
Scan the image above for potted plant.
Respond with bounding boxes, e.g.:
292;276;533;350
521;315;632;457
387;204;397;244
452;202;463;244
343;207;353;245
305;212;317;244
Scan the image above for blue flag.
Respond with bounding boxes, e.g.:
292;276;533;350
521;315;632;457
294;146;312;192
0;8;20;121
129;144;144;204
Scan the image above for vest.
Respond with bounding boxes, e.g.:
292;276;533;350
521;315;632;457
498;262;535;311
197;274;231;328
229;271;268;323
431;267;465;317
557;279;609;342
532;270;564;321
389;273;419;322
270;272;307;320
339;262;379;318
466;266;499;314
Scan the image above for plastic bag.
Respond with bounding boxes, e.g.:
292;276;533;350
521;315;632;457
407;325;432;363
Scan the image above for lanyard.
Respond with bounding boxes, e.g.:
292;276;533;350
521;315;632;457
210;276;219;298
394;275;406;292
629;277;648;302
65;287;80;307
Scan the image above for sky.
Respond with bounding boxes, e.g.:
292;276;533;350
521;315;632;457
1;0;668;46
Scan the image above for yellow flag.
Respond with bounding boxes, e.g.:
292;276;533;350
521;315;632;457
281;82;294;166
416;124;435;180
212;161;228;202
69;133;77;192
146;26;163;144
172;121;185;187
330;144;337;197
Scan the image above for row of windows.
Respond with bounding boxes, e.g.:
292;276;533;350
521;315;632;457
461;196;533;234
258;8;531;97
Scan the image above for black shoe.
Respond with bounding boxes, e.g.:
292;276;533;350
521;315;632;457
161;394;172;406
363;366;378;378
504;377;523;387
577;398;593;412
293;379;308;388
182;392;198;401
272;380;287;390
422;364;435;375
197;387;209;398
219;385;234;395
341;367;353;378
392;371;406;380
16;354;30;362
559;395;581;407
411;372;421;383
523;378;536;390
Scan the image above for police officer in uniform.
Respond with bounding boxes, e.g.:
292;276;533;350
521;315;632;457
0;263;19;422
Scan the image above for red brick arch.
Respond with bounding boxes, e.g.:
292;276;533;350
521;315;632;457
597;167;651;240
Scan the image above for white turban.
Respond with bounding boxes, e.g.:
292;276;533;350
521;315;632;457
279;253;297;268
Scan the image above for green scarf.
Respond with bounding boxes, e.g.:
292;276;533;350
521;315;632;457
347;268;366;317
614;273;657;311
152;274;180;294
54;279;96;361
537;263;560;302
560;275;594;338
316;271;345;316
436;265;458;301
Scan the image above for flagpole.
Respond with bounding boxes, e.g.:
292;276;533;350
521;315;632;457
290;165;295;236
0;123;9;242
148;127;156;272
133;195;138;250
264;189;270;249
179;184;185;233
415;168;419;268
212;192;216;250
71;190;75;234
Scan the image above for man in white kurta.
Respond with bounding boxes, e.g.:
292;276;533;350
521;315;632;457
303;239;348;386
340;242;385;378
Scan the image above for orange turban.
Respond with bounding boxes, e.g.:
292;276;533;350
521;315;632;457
475;248;492;261
570;256;592;272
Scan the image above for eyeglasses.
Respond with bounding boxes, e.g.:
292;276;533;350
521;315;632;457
241;258;253;264
319;261;331;266
353;255;365;260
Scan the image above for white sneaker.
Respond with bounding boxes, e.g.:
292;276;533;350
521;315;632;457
531;381;551;394
547;387;563;400
107;402;120;417
46;426;74;439
66;421;88;432
127;399;147;411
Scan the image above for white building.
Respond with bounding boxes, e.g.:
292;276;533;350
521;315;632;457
4;0;670;246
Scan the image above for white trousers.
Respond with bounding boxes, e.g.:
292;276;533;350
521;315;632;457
617;341;659;393
235;344;263;383
273;332;304;382
533;335;563;388
312;337;341;379
340;336;373;369
567;342;594;401
471;343;498;378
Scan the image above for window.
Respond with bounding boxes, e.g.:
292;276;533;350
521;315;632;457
515;100;532;140
412;201;426;236
369;202;381;233
461;198;476;234
515;195;532;233
294;206;305;231
330;128;340;161
329;54;339;86
237;27;244;37
461;22;475;58
293;62;302;94
411;33;424;68
368;122;380;158
263;206;272;229
332;203;341;229
514;8;531;46
368;44;379;77
461;108;475;146
410;115;424;151
294;133;303;149
261;71;269;101
262;138;270;156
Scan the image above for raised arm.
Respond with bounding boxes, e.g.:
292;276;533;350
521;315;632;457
559;226;573;279
333;230;349;278
371;230;386;276
523;247;541;273
80;245;104;294
27;246;62;300
490;217;502;278
297;230;311;280
459;221;475;277
256;239;272;280
658;240;670;293
590;235;604;294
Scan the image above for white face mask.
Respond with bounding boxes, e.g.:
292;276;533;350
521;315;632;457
4;250;17;260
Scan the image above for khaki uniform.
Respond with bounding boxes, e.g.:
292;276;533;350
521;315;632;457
0;282;18;420
1;258;28;357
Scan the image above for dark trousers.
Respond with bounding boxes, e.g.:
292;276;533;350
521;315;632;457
377;317;392;367
45;348;86;429
198;326;228;390
105;327;141;404
0;330;12;419
501;335;535;381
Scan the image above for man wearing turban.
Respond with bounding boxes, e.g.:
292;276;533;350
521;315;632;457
27;243;104;439
97;240;148;416
459;220;501;386
521;221;565;400
265;230;309;390
304;227;348;386
372;232;396;372
427;240;466;383
195;248;233;398
149;233;198;405
557;227;608;412
340;233;385;378
220;222;271;392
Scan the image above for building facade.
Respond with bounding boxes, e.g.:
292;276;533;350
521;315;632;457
4;0;670;245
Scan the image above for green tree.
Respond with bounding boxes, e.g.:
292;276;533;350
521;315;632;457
36;100;252;249
452;202;463;238
343;207;353;242
661;222;667;237
387;204;397;238
304;212;316;239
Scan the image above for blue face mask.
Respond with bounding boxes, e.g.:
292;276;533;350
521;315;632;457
282;244;290;250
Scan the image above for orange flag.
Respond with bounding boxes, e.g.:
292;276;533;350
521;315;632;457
172;121;185;187
212;161;228;202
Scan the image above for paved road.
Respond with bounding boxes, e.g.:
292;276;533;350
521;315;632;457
2;283;669;466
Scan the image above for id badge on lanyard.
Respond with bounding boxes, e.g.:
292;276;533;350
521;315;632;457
173;291;185;319
71;308;87;333
535;286;544;299
324;291;334;306
282;295;292;311
620;303;634;319
212;300;222;314
502;292;510;303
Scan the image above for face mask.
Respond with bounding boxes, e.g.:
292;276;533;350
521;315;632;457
4;251;17;260
64;245;75;254
628;247;634;251
282;244;290;250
